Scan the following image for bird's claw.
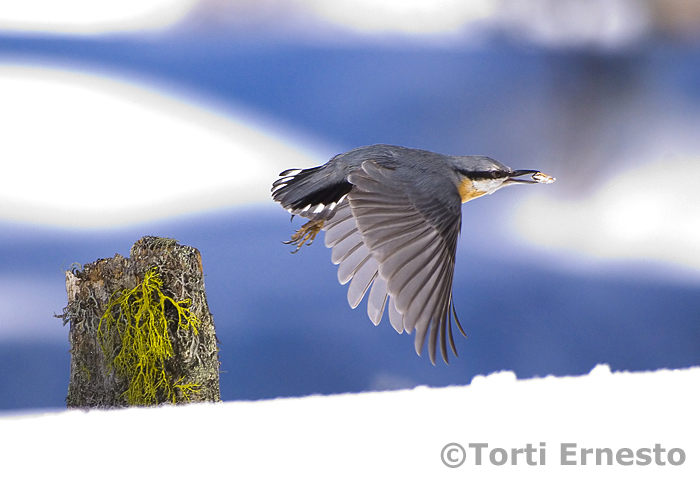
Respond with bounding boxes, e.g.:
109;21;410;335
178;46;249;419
283;219;325;253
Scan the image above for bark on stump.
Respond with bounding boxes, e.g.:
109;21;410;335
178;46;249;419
59;236;220;408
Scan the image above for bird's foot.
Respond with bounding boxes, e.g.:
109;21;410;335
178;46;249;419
283;219;325;253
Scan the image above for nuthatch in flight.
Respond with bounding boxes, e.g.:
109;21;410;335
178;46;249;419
272;144;555;364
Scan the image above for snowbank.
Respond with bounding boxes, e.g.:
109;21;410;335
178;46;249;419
1;364;697;480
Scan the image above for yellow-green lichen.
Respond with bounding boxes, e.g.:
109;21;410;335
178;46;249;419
173;377;202;402
97;266;200;406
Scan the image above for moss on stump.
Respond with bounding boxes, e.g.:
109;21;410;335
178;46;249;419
59;236;220;408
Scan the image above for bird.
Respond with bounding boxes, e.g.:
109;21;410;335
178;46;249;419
271;144;555;364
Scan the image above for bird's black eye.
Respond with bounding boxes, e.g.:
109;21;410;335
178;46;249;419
460;169;508;180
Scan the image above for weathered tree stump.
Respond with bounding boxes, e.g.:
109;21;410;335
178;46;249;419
59;236;220;408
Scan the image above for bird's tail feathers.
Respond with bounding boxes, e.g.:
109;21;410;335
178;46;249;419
272;166;352;221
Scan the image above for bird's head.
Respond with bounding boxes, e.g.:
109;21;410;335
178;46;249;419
451;155;555;203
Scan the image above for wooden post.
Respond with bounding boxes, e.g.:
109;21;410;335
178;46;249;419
58;236;220;408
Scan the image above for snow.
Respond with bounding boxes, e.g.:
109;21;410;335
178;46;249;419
1;364;697;480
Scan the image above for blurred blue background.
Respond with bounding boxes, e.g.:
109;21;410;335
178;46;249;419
1;0;699;411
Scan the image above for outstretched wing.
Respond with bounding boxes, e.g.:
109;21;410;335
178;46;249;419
324;160;465;364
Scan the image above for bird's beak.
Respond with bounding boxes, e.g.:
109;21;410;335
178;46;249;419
506;170;556;185
506;169;540;184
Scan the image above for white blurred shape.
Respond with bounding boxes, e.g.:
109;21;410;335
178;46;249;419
514;158;700;270
0;0;198;33
368;372;416;391
0;66;317;227
498;0;650;48
183;0;649;46
300;0;497;33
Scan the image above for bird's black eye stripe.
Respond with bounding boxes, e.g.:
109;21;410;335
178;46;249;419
458;169;509;180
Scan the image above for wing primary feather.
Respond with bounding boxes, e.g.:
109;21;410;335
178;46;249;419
414;314;430;359
447;298;458;357
452;300;466;338
388;297;404;333
351;268;377;309
428;314;438;365
367;275;389;327
440;302;449;365
346;255;378;308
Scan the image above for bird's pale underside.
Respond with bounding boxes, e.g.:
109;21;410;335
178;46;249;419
272;144;554;364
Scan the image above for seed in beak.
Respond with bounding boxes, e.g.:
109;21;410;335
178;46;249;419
532;172;555;184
